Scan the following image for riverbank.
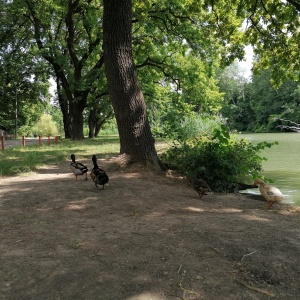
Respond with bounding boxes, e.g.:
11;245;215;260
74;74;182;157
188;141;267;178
1;158;300;299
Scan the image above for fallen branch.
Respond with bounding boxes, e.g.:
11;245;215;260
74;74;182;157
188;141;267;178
241;250;257;261
235;279;275;297
179;281;200;299
277;118;300;132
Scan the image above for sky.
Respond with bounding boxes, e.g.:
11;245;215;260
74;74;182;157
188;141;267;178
238;45;254;78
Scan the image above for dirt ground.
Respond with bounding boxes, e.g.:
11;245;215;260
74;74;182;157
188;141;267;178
1;157;300;300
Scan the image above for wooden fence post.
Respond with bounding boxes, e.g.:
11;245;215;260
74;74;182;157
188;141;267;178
48;136;51;145
22;136;26;147
1;136;4;152
39;136;42;145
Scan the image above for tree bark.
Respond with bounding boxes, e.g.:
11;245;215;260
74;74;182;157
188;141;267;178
56;78;72;138
103;0;161;167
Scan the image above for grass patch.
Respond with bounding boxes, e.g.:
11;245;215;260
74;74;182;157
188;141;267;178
0;136;120;176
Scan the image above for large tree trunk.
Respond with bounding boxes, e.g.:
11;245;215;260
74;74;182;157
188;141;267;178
69;99;85;140
88;109;96;138
56;77;85;139
56;78;71;139
103;0;161;168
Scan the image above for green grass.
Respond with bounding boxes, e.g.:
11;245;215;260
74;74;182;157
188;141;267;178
0;136;120;176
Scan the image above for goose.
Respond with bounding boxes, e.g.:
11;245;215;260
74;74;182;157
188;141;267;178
253;179;284;208
70;154;88;181
90;155;109;189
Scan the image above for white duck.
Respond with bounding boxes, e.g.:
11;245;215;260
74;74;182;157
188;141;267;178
253;179;284;209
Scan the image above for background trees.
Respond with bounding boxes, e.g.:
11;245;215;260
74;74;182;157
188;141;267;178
243;0;300;85
219;65;300;132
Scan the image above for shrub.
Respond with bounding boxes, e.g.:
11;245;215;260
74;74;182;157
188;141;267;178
161;124;277;192
154;113;225;142
32;114;58;136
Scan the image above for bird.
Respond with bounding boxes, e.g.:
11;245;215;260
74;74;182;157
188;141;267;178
70;154;88;181
253;178;284;209
194;178;212;198
90;155;109;190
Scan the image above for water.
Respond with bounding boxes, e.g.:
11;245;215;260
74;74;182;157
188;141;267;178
240;133;300;206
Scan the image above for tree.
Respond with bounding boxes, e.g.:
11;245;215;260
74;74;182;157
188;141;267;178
246;69;300;132
219;66;300;133
243;0;300;85
218;61;254;131
103;0;162;167
0;0;50;133
21;0;106;139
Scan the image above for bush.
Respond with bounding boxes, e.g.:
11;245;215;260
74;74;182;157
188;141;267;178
154;113;225;142
33;114;58;136
161;124;277;192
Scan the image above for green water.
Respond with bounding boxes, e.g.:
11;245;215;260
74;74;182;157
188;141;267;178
241;132;300;206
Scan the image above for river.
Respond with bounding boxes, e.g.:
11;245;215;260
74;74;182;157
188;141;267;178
240;132;300;206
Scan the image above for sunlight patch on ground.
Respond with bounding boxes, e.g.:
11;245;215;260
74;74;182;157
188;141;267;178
36;207;52;212
241;215;270;222
125;293;166;300
184;207;244;213
1;173;71;185
209;208;244;213
37;165;61;171
66;203;86;210
184;206;205;212
65;198;97;210
123;173;143;179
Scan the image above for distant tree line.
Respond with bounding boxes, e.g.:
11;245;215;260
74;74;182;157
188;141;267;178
219;63;300;133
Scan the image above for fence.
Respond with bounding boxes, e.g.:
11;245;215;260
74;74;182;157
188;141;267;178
1;136;61;152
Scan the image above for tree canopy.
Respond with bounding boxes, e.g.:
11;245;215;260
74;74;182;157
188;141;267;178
1;0;300;164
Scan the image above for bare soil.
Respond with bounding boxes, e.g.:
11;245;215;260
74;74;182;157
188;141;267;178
1;157;300;300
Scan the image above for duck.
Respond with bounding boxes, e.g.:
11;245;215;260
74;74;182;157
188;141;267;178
90;155;109;189
70;154;88;180
194;178;212;198
253;178;284;208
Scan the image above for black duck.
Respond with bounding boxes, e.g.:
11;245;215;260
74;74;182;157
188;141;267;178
90;155;109;189
194;178;212;198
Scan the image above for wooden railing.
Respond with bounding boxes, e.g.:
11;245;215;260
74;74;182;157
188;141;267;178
1;136;61;152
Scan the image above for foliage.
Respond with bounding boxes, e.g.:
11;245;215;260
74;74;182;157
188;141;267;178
154;113;225;143
2;0;300;147
219;66;300;133
31;114;59;137
242;0;300;86
0;0;51;131
217;61;254;131
161;122;277;192
47;104;65;136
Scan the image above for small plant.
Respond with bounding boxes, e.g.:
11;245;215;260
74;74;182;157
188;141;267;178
68;239;83;249
128;205;141;217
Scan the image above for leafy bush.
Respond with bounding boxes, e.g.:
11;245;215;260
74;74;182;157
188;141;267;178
32;114;58;136
161;123;277;192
